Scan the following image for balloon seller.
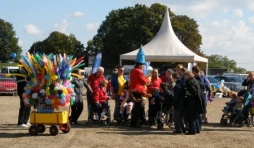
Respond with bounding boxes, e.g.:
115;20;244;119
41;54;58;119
7;53;85;123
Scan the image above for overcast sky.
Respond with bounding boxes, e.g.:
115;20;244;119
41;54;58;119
0;0;254;70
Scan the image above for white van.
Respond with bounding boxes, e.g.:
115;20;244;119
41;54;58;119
1;66;20;74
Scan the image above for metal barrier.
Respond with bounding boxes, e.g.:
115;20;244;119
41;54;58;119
0;76;17;95
223;82;244;92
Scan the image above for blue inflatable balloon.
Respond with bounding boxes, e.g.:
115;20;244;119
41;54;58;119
11;53;16;58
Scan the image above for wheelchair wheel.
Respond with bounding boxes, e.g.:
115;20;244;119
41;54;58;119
220;118;227;126
105;107;111;125
157;121;164;129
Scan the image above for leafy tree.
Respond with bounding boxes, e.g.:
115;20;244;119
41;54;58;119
86;3;203;67
0;19;22;62
172;15;203;56
29;31;85;59
208;54;246;73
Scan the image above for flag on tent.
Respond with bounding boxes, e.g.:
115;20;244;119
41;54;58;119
91;52;102;74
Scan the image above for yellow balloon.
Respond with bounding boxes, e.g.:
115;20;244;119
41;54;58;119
63;88;68;94
71;73;82;79
52;75;58;80
5;73;26;78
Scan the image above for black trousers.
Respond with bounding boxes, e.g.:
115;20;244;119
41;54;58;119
70;102;84;122
18;94;31;125
130;92;146;126
113;94;120;119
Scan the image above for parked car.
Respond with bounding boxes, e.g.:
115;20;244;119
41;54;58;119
1;66;20;74
214;76;244;92
0;76;17;95
206;76;222;93
223;73;248;81
214;76;243;83
206;75;231;97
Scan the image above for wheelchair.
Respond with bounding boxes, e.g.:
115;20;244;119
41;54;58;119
155;102;174;129
87;101;111;126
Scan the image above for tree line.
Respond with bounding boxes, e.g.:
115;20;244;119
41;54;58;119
0;3;246;73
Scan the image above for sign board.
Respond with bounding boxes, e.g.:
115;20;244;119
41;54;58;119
88;56;95;67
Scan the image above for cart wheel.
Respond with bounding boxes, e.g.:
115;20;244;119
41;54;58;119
37;124;46;133
29;125;39;136
61;124;71;133
49;125;59;136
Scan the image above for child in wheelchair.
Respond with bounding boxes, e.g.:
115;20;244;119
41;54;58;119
149;83;173;128
118;82;134;124
91;80;111;121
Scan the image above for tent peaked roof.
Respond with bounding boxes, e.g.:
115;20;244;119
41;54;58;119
120;8;208;63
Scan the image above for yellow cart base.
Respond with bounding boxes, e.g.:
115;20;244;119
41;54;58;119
30;111;68;124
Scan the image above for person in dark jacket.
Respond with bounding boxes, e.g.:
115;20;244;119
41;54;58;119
172;72;185;134
17;68;31;128
242;72;254;91
183;71;205;135
192;65;210;126
69;70;84;124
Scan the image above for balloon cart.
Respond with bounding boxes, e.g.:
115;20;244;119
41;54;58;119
8;53;85;136
29;99;71;136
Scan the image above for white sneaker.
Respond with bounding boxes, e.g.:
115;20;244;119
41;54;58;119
26;122;31;126
18;124;28;128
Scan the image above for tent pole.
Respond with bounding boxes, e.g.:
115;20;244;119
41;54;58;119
206;63;208;75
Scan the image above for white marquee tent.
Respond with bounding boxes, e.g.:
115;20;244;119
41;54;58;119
120;8;208;69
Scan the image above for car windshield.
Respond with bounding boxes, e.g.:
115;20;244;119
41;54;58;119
207;76;219;83
227;77;243;83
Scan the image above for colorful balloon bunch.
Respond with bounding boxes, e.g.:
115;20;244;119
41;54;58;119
19;53;85;109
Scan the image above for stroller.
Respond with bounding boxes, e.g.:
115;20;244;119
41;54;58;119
220;92;253;127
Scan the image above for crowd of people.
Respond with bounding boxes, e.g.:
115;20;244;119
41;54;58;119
16;49;254;135
76;48;212;135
